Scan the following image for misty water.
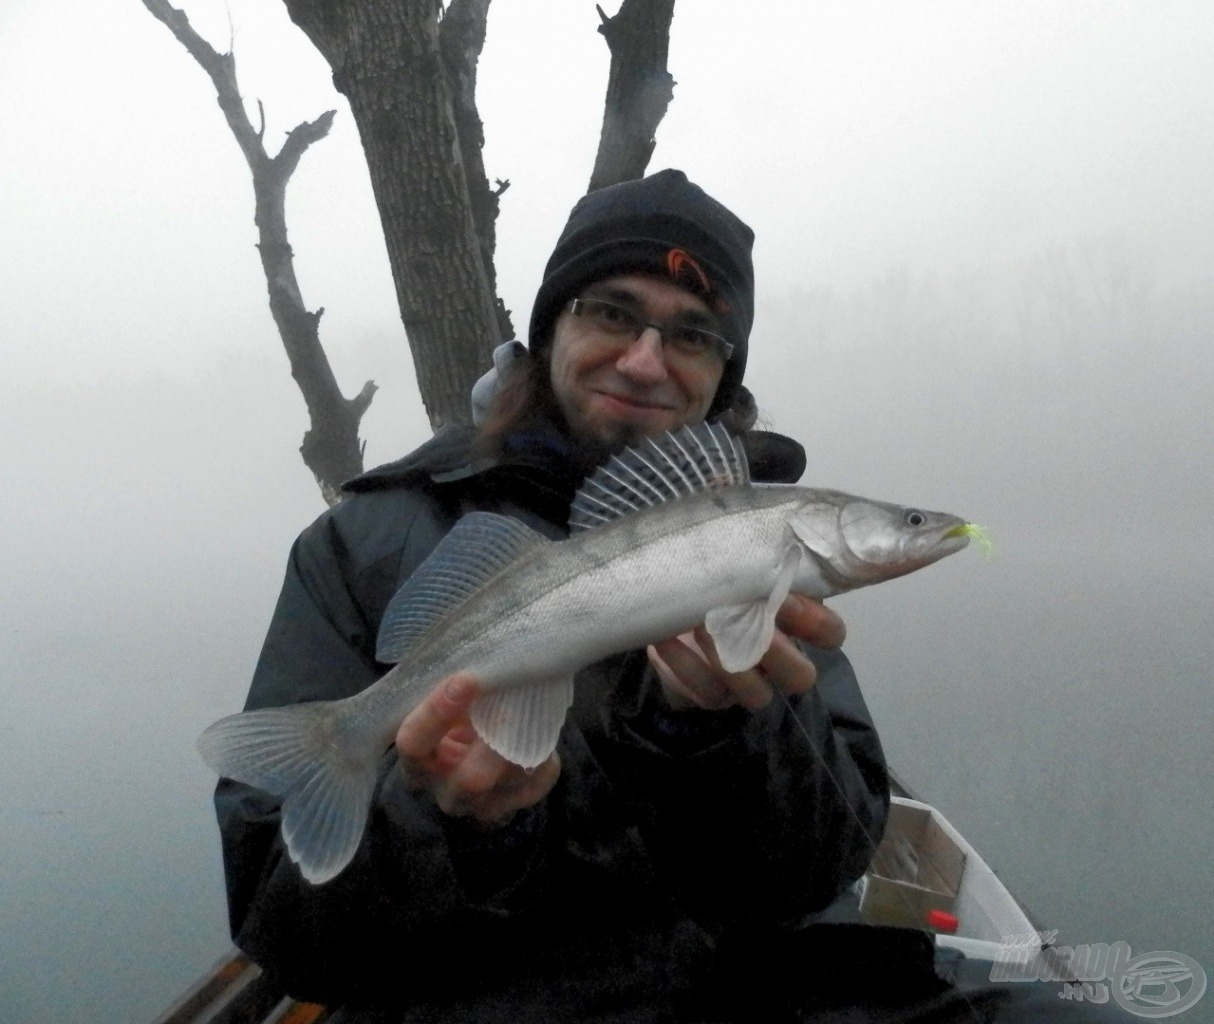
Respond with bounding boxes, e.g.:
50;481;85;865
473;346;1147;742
2;246;1210;1022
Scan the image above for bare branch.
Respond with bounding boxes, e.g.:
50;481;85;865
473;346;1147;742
351;379;379;418
143;0;374;504
274;109;338;179
142;0;265;173
588;0;677;193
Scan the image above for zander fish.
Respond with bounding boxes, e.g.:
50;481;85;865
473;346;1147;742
199;423;976;884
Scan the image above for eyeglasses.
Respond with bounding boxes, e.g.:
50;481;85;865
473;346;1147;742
567;297;734;363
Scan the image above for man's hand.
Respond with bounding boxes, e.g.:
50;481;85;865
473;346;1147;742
647;594;846;711
395;674;561;824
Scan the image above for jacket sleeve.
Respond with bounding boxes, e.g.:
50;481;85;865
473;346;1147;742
213;510;554;1007
597;644;890;931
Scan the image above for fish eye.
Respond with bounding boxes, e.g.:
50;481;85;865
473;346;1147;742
904;509;926;527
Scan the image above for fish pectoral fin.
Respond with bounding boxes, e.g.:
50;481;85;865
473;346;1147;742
470;676;575;769
786;505;839;560
704;544;802;673
704;599;775;673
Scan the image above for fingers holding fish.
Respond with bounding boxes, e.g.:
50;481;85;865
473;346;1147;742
649;626;818;713
693;626;817;710
437;744;561;824
686;627;772;710
431;722;478;773
648;635;735;710
776;594;847;649
751;629;819;699
395;672;561;825
395;674;483;775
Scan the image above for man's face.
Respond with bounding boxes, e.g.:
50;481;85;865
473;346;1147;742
548;273;727;447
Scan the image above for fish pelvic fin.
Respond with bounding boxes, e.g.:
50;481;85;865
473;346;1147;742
470;676;575;769
569;422;750;532
197;702;380;885
377;512;552;665
704;542;803;673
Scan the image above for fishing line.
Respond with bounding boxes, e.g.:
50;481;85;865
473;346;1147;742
775;685;991;1023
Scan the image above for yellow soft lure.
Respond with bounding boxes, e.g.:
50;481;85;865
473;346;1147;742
950;522;995;560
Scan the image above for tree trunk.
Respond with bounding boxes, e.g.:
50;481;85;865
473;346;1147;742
440;0;515;344
589;0;677;192
283;0;502;430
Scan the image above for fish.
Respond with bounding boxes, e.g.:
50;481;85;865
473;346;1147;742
198;422;975;884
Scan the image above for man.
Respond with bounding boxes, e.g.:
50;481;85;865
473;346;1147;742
216;170;1127;1022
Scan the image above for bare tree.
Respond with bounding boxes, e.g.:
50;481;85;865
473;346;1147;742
145;0;677;502
280;0;677;425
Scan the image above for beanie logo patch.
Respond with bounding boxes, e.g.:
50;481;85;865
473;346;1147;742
665;248;732;314
665;248;711;295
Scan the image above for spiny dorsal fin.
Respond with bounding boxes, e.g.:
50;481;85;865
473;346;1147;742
569;422;750;532
376;511;550;664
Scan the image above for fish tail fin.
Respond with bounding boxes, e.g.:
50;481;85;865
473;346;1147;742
197;701;381;885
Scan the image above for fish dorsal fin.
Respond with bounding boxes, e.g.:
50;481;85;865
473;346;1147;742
376;511;551;664
569;422;750;532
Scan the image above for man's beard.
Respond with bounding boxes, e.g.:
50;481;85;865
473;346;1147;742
565;421;651;479
552;392;658;475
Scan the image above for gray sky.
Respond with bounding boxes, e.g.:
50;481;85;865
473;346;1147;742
5;1;1212;401
3;2;1213;1021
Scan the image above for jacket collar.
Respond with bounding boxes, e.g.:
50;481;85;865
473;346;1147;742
341;420;807;495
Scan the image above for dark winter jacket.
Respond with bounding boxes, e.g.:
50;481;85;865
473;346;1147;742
215;424;891;1022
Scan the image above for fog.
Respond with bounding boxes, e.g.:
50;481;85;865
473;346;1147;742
2;1;1212;1021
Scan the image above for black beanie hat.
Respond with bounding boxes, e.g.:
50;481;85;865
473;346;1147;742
528;169;755;416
